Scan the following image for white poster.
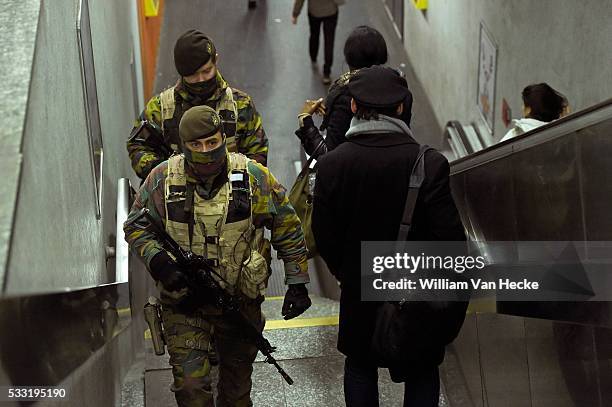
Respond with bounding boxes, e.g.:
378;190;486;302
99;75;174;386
477;22;497;133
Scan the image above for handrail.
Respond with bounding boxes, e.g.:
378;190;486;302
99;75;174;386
444;121;489;160
115;178;133;283
445;121;469;158
450;97;612;174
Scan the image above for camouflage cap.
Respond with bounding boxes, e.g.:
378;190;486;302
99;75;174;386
174;30;216;76
179;106;222;142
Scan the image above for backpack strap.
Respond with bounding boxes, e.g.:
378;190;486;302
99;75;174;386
159;87;176;131
397;145;433;241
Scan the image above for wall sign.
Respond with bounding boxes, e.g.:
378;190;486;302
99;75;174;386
477;22;498;133
413;0;428;10
144;0;160;17
502;98;512;127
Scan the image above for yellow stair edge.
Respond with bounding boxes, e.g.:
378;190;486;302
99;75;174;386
144;315;339;339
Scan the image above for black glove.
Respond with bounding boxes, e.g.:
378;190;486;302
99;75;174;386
295;116;328;159
282;284;312;320
149;251;189;292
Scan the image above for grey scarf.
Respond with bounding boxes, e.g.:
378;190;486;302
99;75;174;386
345;115;413;139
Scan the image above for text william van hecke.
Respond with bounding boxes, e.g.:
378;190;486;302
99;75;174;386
373;278;539;290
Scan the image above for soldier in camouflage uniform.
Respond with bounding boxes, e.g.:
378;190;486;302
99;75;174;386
124;105;311;407
127;29;268;180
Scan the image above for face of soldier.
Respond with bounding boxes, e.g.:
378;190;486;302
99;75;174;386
183;131;227;182
184;131;223;153
182;57;219;99
183;57;217;84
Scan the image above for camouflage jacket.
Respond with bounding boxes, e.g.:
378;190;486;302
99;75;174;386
127;72;268;179
124;157;309;285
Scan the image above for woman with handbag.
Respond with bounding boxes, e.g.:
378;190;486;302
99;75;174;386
290;26;413;258
295;25;413;159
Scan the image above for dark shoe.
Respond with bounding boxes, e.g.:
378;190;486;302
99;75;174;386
248;0;257;9
322;75;332;85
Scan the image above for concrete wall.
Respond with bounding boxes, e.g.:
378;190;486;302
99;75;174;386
6;0;141;293
402;0;612;141
0;1;40;292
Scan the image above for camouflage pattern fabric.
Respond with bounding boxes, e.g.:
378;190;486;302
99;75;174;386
124;155;306;405
124;158;309;284
161;301;262;407
127;72;268;179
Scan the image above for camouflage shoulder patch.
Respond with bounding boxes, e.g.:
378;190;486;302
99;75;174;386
246;161;268;189
144;93;163;126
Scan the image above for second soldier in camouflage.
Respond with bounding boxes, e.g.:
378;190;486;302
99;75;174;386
125;105;311;407
127;29;269;180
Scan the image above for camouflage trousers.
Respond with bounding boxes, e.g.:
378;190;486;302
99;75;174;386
161;301;263;407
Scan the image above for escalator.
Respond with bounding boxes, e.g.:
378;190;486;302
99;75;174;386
441;99;612;406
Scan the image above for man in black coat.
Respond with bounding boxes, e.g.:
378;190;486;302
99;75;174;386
312;66;466;407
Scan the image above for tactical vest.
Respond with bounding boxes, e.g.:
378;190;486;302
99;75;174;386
164;153;269;299
159;86;238;154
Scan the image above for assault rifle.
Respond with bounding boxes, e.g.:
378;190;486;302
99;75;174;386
128;208;294;385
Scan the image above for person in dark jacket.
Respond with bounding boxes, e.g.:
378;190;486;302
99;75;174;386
312;66;467;407
295;25;413;158
292;0;341;84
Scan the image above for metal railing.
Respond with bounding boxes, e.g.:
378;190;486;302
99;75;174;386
115;178;133;283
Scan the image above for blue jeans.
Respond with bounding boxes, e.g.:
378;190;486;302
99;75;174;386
343;357;440;407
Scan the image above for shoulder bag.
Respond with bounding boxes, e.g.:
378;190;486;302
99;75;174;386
288;141;325;258
370;145;469;368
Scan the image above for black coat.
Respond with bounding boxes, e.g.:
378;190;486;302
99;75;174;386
312;130;466;369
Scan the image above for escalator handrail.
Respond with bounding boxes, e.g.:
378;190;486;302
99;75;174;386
450;97;612;174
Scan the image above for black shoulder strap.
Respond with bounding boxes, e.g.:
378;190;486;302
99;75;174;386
184;183;195;249
297;140;325;179
397;145;433;241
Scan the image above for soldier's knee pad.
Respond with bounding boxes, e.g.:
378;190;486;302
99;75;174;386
170;348;213;395
181;373;212;392
174;379;214;407
173;373;213;407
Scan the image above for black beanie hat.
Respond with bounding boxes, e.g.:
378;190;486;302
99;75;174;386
348;66;410;108
174;30;216;76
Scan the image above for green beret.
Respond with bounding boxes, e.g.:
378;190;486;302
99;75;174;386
179;106;222;142
174;30;216;76
348;66;410;108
